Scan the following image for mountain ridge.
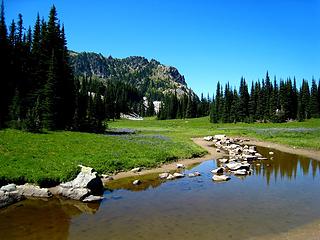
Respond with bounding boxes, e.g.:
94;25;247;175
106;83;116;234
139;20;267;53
69;51;194;99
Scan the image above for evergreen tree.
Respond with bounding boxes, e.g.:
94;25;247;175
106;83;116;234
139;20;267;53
146;98;155;117
25;97;42;133
298;79;310;120
248;81;256;122
0;0;9;128
210;97;218;123
238;77;249;122
310;79;319;118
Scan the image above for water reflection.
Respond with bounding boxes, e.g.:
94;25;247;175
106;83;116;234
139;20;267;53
0;198;100;240
255;146;320;185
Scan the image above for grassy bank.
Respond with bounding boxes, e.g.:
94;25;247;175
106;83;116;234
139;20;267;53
0;129;205;186
1;117;319;186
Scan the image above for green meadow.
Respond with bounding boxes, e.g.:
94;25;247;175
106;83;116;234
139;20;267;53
0;117;319;186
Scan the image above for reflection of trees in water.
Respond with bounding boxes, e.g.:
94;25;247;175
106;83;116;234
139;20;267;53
0;198;101;240
254;146;320;185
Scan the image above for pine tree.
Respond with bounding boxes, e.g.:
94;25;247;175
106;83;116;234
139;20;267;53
238;77;249;122
209;97;218;123
43;52;57;130
298;79;311;120
310;79;319;118
248;81;256;122
25;97;42;133
146;98;155;116
0;0;9;128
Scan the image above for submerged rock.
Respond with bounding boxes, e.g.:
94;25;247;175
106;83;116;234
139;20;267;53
82;195;104;202
188;171;201;177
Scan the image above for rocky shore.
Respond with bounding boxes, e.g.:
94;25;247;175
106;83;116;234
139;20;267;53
0;165;104;209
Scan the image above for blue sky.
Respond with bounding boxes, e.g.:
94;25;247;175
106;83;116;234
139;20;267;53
5;0;320;96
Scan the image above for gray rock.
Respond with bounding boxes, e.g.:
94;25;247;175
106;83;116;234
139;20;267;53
0;183;16;192
166;174;175;180
211;167;225;174
188;172;201;177
193;171;201;176
226;162;242;171
212;174;231;181
52;186;90;201
82;195;104;202
249;146;257;151
173;172;185;178
203;136;213;141
132;180;141;185
214;134;226;140
131;167;141;173
159;172;170;179
176;163;185;169
60;165;103;194
16;184;52;198
0;190;24;208
218;158;229;163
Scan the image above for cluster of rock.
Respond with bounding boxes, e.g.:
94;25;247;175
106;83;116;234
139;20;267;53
0;165;104;208
131;164;202;185
158;164;201;181
50;165;104;202
205;134;269;181
0;183;51;208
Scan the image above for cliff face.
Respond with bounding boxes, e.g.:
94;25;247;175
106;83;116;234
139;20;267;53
69;51;193;98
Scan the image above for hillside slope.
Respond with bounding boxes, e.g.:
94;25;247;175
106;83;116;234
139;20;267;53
69;51;194;99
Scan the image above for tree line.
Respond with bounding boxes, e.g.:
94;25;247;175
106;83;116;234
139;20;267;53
210;72;320;123
0;3;142;132
157;91;210;120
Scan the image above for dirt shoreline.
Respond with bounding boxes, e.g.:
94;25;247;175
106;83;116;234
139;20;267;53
110;138;227;180
110;136;320;181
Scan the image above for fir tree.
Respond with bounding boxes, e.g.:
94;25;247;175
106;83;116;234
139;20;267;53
0;0;9;128
310;79;319;118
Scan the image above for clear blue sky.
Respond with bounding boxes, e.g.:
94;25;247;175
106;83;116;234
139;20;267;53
5;0;320;96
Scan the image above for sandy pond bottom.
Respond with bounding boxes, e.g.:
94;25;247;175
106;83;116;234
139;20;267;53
1;146;320;240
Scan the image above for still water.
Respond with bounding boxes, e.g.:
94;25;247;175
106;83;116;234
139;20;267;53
0;146;320;240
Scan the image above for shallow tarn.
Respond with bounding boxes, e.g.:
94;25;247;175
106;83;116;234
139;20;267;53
0;146;320;240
